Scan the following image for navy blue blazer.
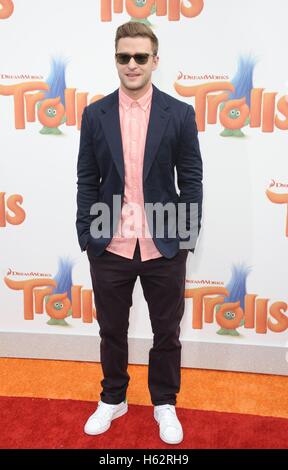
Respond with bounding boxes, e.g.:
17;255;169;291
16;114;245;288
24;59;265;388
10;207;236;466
76;84;203;258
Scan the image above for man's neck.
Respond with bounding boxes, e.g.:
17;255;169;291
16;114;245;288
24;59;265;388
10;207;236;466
120;82;152;101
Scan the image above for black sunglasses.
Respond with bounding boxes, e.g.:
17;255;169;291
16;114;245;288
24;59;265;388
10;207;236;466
115;53;155;65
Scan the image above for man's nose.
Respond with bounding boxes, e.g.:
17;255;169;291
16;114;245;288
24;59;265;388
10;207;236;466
127;57;138;67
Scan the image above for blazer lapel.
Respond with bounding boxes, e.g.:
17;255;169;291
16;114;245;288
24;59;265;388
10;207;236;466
99;90;125;184
143;84;170;182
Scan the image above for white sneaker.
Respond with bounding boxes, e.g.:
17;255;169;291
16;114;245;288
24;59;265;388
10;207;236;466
84;399;128;435
154;404;183;444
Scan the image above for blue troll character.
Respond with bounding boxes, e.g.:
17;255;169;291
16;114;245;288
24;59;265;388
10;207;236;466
220;55;257;137
216;264;251;336
130;0;156;26
39;57;68;135
45;257;75;326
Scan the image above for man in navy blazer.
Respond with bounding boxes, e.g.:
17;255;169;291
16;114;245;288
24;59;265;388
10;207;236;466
76;21;203;444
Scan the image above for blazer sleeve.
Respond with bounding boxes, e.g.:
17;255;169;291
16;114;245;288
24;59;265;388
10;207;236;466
76;107;101;252
176;104;203;252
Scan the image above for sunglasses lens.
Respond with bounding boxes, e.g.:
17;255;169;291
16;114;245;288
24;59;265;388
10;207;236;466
117;54;130;64
116;53;151;64
134;54;149;64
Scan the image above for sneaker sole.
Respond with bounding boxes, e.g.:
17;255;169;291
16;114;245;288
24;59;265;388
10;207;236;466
159;431;183;445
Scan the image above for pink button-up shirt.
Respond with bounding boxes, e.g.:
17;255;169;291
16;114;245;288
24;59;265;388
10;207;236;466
105;84;163;261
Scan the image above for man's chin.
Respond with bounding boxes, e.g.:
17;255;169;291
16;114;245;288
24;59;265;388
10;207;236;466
123;81;142;90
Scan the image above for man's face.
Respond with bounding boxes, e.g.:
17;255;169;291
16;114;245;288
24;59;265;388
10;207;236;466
115;36;159;94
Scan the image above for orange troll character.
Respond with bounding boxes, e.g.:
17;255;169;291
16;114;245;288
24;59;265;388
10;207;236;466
215;264;250;336
220;55;257;137
0;0;14;19
38;57;68;135
44;257;75;325
129;0;156;26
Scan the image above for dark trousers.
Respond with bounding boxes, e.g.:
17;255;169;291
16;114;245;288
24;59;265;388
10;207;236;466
87;239;188;406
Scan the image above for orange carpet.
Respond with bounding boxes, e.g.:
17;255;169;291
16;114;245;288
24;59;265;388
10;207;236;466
1;358;287;418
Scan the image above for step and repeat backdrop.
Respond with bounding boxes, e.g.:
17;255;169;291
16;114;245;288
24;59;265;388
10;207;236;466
1;1;287;373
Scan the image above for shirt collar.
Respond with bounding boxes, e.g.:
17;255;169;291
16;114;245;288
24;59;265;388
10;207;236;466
119;84;153;111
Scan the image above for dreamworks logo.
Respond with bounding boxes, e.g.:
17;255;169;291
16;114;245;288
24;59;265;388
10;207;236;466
89;196;199;250
177;71;229;81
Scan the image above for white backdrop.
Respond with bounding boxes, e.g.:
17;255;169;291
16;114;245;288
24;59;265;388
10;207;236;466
1;0;288;374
